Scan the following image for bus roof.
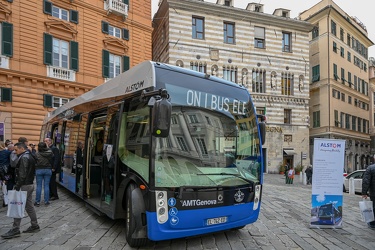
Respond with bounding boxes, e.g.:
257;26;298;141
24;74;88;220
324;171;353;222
43;61;248;124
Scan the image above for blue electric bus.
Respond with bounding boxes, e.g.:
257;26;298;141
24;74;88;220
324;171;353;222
40;61;266;247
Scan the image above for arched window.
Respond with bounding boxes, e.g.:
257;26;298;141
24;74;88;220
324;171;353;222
252;68;266;93
190;61;206;73
223;65;237;83
281;72;294;96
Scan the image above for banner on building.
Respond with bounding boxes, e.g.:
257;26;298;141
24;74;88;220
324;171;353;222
310;138;345;229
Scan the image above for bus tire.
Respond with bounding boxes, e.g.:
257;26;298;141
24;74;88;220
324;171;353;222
125;183;148;247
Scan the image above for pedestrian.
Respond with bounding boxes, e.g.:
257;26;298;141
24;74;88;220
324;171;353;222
287;165;295;184
284;163;289;184
305;165;313;185
0;142;12;207
10;137;31;169
362;155;375;229
44;138;60;200
29;143;36;154
1;142;40;239
75;141;84;192
34;142;53;206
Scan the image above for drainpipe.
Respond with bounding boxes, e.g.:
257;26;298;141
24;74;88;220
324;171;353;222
327;7;332;138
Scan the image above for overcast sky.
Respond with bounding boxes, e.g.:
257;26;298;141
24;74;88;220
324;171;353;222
151;0;375;57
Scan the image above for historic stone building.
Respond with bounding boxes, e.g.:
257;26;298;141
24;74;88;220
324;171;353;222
300;0;374;172
152;0;313;173
0;0;152;143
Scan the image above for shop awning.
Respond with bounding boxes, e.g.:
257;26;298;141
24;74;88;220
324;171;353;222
283;149;296;155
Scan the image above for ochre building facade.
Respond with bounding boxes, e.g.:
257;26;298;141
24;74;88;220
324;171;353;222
0;0;152;143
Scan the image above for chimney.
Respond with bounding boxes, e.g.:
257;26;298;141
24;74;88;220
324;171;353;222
216;0;233;7
273;8;290;18
246;3;264;13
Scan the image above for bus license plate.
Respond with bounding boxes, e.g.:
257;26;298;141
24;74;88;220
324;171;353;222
206;216;227;226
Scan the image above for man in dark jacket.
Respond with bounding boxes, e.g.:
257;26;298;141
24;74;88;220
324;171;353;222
44;138;60;200
362;158;375;228
1;143;40;239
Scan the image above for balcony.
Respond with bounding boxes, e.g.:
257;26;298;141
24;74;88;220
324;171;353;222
0;55;9;69
47;66;76;81
104;0;128;17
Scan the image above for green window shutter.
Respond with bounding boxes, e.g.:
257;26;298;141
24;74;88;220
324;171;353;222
1;88;12;102
102;50;110;78
44;33;53;65
43;94;53;108
123;56;129;72
123;0;129;6
70;41;79;71
7;0;13;2
1;22;13;57
122;28;129;40
102;21;109;34
43;0;53;15
70;10;79;24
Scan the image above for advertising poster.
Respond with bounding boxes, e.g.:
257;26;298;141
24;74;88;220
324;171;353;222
310;138;345;228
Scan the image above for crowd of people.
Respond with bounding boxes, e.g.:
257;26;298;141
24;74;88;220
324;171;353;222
0;136;60;239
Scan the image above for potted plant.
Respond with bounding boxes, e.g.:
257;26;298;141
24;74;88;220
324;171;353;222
295;164;304;175
278;163;285;175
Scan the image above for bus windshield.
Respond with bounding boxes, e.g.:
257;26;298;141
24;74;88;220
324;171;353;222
154;106;261;188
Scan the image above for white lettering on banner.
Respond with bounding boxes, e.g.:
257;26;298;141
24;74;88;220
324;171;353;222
186;90;246;115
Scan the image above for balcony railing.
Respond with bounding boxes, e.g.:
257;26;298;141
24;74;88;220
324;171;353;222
0;55;9;69
104;0;128;17
47;66;76;81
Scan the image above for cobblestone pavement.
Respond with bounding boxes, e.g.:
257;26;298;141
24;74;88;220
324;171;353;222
0;174;374;249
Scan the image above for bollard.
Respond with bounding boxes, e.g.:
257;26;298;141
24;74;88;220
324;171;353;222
348;177;355;195
303;172;307;185
299;172;303;183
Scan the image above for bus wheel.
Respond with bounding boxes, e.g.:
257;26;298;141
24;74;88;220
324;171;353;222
125;183;147;247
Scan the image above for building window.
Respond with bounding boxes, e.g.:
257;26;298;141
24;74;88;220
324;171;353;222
252;69;266;93
282;32;291;52
190;61;206;73
347;51;351;62
188;114;199;123
352;116;356;131
224;22;235;44
53;96;69;108
108;25;121;38
331;20;336;36
109;53;121;78
171;116;178;124
284;109;291;124
52;5;68;21
256;107;266;115
312;65;320;82
345;114;350;129
341;93;345;102
333;41;337;53
340;28;344;41
348;72;352;86
223;66;237;83
340;112;344;128
348;96;352;104
196;138;208;155
334;110;339;127
0;22;13;58
347;33;351;46
341;68;345;84
313;111;320;128
358;118;361;132
176;136;189;152
192;16;204;39
281;72;293;96
333;63;339;81
312;26;319;39
53;38;69;69
340;47;344;57
254;26;265;48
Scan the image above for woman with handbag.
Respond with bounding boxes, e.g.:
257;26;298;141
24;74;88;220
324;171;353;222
34;142;53;206
0;141;12;207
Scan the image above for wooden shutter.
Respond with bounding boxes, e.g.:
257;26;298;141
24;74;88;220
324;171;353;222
102;21;109;34
102;50;110;78
1;22;13;57
123;56;130;72
1;88;12;102
70;41;79;71
123;0;129;6
122;28;129;40
43;94;53;108
43;0;53;15
44;33;53;65
70;10;79;24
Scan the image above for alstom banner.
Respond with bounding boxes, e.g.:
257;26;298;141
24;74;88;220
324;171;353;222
310;138;345;229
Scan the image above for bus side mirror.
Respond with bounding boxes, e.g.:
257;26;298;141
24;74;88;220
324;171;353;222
150;95;171;137
259;122;266;145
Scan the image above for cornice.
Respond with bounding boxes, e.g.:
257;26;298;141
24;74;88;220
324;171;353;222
103;37;129;52
45;20;78;40
166;0;314;32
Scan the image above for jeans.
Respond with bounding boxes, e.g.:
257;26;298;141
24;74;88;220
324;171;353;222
35;169;52;203
13;184;38;230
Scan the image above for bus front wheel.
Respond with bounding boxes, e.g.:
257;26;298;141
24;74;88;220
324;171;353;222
125;183;148;247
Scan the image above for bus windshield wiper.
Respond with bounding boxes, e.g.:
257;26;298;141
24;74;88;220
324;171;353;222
196;173;253;184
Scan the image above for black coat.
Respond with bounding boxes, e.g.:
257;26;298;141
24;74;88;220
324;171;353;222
14;151;36;189
362;164;375;196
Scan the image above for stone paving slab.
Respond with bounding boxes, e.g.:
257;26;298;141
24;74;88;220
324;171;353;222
0;174;374;249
